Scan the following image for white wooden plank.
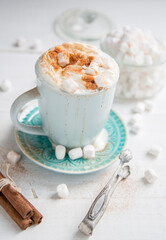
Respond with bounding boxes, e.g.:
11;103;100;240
0;0;166;239
0;198;166;240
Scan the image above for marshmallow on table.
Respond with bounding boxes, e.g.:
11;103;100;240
57;52;69;67
29;39;43;51
13;37;26;47
7;151;21;164
62;78;78;93
132;102;145;114
144;169;158;183
144;100;153;112
0;79;12;91
68;147;83;160
128;113;143;125
130;123;142;134
148;145;162;158
83;145;95;159
55;145;66;160
93;129;108;151
57;184;69;198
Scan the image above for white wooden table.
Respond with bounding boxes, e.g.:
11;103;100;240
0;0;166;239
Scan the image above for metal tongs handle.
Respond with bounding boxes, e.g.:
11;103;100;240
78;165;131;236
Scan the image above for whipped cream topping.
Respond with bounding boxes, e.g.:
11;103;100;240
35;42;119;94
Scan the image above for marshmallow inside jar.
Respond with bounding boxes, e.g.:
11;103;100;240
101;26;166;99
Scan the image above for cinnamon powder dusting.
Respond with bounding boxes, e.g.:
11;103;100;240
40;43;102;91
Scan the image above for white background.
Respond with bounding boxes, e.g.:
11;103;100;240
0;0;166;239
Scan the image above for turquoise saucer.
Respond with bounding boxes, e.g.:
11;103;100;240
15;107;127;174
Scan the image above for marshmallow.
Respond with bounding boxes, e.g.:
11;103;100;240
119;42;128;52
129;72;140;81
95;75;109;88
144;55;153;65
55;145;66;160
128;113;143;125
123;25;131;32
132;102;145;114
148;145;162;158
102;26;166;99
57;52;69;67
7;151;21;164
84;67;96;76
140;77;153;87
93;129;108;151
83;145;95;159
144;169;158;183
129;44;139;55
0;79;12;91
57;184;69;198
130;123;142;134
144;100;153;112
13;38;26;47
29;39;43;51
123;54;134;65
62;79;78;93
68;147;83;160
134;54;144;65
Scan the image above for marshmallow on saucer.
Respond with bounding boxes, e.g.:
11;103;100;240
83;145;95;159
7;151;21;164
93;129;108;151
132;102;145;114
57;184;69;198
144;169;158;183
57;52;69;67
55;145;66;160
68;147;83;160
0;79;12;91
62;79;78;93
148;145;162;158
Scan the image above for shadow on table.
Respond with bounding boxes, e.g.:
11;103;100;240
72;230;89;240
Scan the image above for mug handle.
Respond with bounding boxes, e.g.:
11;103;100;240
10;87;45;135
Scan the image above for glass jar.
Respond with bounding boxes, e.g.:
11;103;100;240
101;40;166;99
115;60;166;99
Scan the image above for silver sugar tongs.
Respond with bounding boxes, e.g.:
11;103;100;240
78;149;133;236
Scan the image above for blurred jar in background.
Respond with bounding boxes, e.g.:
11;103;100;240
101;26;166;99
115;60;166;99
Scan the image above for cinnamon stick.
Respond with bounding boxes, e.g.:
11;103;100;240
0;172;33;219
0;193;33;230
22;195;43;224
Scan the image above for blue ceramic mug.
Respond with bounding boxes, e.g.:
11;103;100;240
10;63;118;149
